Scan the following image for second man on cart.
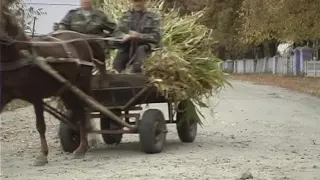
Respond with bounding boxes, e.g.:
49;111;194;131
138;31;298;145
112;0;162;73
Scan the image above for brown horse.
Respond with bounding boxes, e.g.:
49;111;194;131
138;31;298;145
31;30;108;74
0;4;94;166
29;31;109;146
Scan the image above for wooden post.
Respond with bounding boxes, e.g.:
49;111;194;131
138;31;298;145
31;17;36;38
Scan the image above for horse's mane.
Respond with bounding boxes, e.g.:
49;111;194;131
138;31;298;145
0;2;29;41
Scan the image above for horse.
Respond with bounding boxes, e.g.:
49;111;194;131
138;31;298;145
30;30;110;146
31;30;108;74
0;4;96;166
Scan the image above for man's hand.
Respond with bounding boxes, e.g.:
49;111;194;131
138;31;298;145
122;34;133;42
58;24;68;30
121;31;141;42
129;31;141;39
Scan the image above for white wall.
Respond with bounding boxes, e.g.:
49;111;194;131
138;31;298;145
24;0;80;34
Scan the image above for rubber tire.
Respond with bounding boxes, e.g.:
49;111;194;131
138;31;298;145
139;109;167;154
100;109;123;145
58;122;80;153
176;102;198;143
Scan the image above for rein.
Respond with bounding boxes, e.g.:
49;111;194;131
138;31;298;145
0;36;124;46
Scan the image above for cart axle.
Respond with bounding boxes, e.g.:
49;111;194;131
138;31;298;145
90;112;140;120
88;128;138;134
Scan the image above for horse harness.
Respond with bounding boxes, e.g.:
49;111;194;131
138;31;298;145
0;56;33;71
0;38;33;71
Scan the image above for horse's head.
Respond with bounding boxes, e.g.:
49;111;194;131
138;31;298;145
0;1;31;61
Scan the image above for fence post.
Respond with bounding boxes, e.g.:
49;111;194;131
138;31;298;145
286;56;290;75
243;59;246;73
263;57;268;73
304;61;307;76
255;59;257;73
262;58;265;73
314;60;317;78
272;56;277;74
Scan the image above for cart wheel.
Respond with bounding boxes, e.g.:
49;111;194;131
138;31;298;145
100;109;123;145
176;101;198;143
139;109;167;154
58;122;80;153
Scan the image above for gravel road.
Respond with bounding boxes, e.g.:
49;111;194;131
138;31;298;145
1;80;320;180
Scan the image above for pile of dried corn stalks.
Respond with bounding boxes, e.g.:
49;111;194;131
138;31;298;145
97;0;230;124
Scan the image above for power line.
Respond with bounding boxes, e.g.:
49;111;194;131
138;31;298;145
23;2;80;7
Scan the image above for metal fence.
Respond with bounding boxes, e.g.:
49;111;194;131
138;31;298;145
220;56;320;77
304;60;320;77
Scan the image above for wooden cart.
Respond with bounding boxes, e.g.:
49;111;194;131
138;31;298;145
55;73;198;154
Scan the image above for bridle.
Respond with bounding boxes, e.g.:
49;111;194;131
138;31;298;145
0;37;14;46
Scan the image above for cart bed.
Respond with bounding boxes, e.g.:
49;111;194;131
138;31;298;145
91;74;167;107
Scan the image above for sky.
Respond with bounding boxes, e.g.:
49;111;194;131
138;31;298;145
24;0;80;35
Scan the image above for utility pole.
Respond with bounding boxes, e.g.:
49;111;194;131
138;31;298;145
31;17;36;37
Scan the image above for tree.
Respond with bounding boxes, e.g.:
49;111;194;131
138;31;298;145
201;0;247;59
9;0;46;33
239;0;320;43
161;0;208;13
94;0;320;59
238;0;320;57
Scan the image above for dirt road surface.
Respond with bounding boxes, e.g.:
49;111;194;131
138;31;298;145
1;80;320;180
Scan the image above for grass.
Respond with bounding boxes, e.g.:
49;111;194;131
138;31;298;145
230;73;320;97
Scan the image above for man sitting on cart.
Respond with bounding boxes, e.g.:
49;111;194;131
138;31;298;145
113;0;162;73
58;0;117;35
57;0;117;64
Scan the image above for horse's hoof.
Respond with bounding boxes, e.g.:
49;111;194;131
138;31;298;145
72;152;85;159
34;157;48;166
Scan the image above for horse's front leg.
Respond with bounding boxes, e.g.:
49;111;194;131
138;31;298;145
72;106;90;159
33;99;49;166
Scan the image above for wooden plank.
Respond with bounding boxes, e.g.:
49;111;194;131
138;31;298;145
91;73;149;90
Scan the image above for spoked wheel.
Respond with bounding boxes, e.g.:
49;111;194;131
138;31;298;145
100;109;123;145
139;109;167;154
176;100;198;143
58;122;80;153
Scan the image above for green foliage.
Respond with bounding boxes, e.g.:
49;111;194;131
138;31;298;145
144;10;229;106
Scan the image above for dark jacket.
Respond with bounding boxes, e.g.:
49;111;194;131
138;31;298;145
115;9;162;48
58;8;117;36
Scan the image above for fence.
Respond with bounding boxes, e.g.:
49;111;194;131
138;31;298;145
304;60;320;77
219;56;320;77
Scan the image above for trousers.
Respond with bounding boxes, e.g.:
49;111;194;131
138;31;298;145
113;44;150;73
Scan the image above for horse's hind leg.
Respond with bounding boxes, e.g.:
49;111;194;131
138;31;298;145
33;99;49;166
62;94;89;159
